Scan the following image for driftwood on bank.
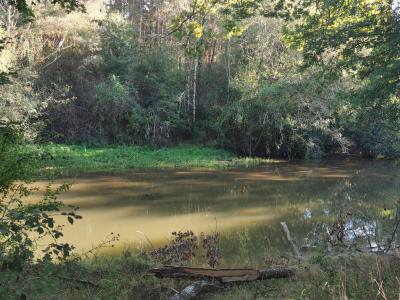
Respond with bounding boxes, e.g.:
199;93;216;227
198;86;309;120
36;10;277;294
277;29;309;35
150;266;294;300
148;266;294;283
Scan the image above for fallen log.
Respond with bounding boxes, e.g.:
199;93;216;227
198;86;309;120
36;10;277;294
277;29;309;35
148;266;294;283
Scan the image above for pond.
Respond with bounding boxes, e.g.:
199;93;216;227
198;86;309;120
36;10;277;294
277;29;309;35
34;159;400;267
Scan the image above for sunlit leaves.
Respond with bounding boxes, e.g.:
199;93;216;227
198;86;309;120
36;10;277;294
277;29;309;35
170;0;264;57
282;0;400;100
193;22;204;38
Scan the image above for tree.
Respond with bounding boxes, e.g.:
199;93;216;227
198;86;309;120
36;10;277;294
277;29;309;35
0;0;84;269
0;0;85;84
279;0;400;102
176;0;399;101
170;0;264;123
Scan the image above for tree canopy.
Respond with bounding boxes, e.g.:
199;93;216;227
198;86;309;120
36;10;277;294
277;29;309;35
7;0;84;19
281;0;400;101
174;0;399;99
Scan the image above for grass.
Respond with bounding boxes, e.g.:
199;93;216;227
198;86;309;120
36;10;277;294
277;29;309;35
1;252;399;299
27;144;272;178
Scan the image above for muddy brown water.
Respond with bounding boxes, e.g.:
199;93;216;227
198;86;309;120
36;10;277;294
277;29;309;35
32;160;400;267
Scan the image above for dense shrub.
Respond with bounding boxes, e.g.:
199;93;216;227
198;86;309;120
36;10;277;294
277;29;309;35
92;75;133;143
208;72;351;158
34;14;191;145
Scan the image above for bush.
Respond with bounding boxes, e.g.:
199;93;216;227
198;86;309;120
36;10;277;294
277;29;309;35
210;72;351;158
35;14;191;146
92;75;133;144
0;123;80;270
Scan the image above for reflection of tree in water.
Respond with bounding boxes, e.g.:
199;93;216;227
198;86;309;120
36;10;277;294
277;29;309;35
310;169;400;253
304;203;400;255
216;162;400;265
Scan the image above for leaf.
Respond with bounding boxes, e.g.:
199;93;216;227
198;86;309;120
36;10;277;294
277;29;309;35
193;22;203;38
67;216;74;224
47;218;54;228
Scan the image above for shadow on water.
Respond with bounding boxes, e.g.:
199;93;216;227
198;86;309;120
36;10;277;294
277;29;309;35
31;159;400;265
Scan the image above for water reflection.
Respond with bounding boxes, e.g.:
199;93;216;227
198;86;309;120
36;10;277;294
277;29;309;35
31;159;400;266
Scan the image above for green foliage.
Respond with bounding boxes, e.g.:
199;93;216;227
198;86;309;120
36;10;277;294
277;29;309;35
343;107;400;157
93;75;133;144
212;72;350;157
282;0;400;99
25;144;271;177
168;0;400;158
122;48;190;145
34;14;191;145
0;123;80;270
98;15;137;77
0;183;81;270
170;0;264;56
0;0;86;86
0;123;25;190
273;0;400;156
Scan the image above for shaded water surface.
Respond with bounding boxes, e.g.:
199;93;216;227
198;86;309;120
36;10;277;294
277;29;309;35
34;160;400;266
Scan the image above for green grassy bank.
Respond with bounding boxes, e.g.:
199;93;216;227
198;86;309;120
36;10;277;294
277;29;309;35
27;144;271;178
2;252;399;299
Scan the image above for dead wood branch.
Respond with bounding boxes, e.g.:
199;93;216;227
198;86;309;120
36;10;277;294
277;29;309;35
148;266;294;283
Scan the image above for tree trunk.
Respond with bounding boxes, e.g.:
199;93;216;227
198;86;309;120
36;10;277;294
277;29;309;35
192;54;198;123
